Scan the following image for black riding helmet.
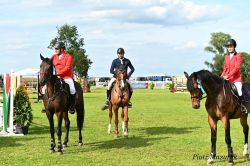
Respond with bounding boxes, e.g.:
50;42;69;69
55;41;65;49
224;39;237;47
117;48;125;54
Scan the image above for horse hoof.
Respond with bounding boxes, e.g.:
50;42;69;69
78;142;83;146
114;135;118;139
58;151;63;155
50;149;55;153
228;162;234;166
123;132;128;138
63;144;67;148
108;130;111;134
206;159;214;165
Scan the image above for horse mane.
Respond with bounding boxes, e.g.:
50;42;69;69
187;70;224;93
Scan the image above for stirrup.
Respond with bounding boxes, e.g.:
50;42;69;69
101;101;109;111
69;106;75;114
128;101;132;108
242;105;248;115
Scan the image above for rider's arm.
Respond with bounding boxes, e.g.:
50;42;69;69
221;56;229;77
127;59;135;79
110;60;116;75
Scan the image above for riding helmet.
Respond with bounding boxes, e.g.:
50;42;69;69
224;39;237;47
117;48;125;54
55;41;65;49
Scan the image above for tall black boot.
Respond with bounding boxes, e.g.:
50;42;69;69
69;93;76;114
239;95;248;115
102;90;111;110
128;90;133;108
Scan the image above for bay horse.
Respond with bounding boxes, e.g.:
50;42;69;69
39;54;84;154
108;65;130;138
184;70;249;166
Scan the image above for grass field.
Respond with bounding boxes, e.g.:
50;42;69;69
0;89;249;166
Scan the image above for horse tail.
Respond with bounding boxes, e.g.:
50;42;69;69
75;82;85;130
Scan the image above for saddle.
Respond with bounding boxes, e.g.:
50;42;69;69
230;82;250;102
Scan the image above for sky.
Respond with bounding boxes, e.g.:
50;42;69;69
1;0;250;77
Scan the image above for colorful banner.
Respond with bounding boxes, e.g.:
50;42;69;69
3;74;11;131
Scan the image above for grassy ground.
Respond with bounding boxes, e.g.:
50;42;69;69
0;89;249;166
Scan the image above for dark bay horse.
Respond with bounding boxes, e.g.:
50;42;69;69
184;70;249;166
108;65;130;138
39;54;84;154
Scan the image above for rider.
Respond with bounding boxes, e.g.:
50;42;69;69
102;48;135;110
221;39;248;114
51;41;76;114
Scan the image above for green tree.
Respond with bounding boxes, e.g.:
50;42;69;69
241;52;250;82
204;32;231;75
48;24;92;77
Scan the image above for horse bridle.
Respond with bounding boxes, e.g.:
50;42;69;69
190;79;207;100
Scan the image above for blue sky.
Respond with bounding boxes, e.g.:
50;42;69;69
1;0;250;77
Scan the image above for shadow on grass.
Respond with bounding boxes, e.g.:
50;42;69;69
0;136;43;148
137;126;200;135
76;135;170;152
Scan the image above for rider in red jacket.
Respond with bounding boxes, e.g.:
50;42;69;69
221;39;247;114
52;41;76;114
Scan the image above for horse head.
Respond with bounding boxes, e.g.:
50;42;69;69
116;65;127;90
184;71;204;109
39;54;53;86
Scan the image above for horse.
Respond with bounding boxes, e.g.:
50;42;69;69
39;54;84;154
108;65;130;138
184;70;249;166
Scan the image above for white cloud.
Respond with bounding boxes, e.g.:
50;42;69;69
89;9;126;19
175;41;199;49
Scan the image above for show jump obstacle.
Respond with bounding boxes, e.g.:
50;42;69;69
0;72;23;136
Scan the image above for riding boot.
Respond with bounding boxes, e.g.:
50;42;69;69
69;93;76;114
239;95;248;115
102;90;111;111
128;91;133;108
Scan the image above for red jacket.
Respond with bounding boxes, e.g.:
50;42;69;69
52;51;73;79
221;52;242;83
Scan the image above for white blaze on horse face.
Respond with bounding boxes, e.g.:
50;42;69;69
121;80;125;88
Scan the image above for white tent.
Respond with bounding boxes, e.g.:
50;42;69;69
14;68;39;76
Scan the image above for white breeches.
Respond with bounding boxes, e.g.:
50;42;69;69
41;78;76;95
107;77;133;91
234;82;242;96
64;78;76;95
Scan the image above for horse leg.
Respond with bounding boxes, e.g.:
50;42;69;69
121;108;125;132
240;115;249;157
63;112;70;148
108;105;112;134
56;112;63;155
47;112;55;153
207;115;217;165
122;106;129;138
113;106;119;139
222;117;234;165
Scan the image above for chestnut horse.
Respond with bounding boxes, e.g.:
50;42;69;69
108;65;130;138
39;54;84;154
184;70;249;166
